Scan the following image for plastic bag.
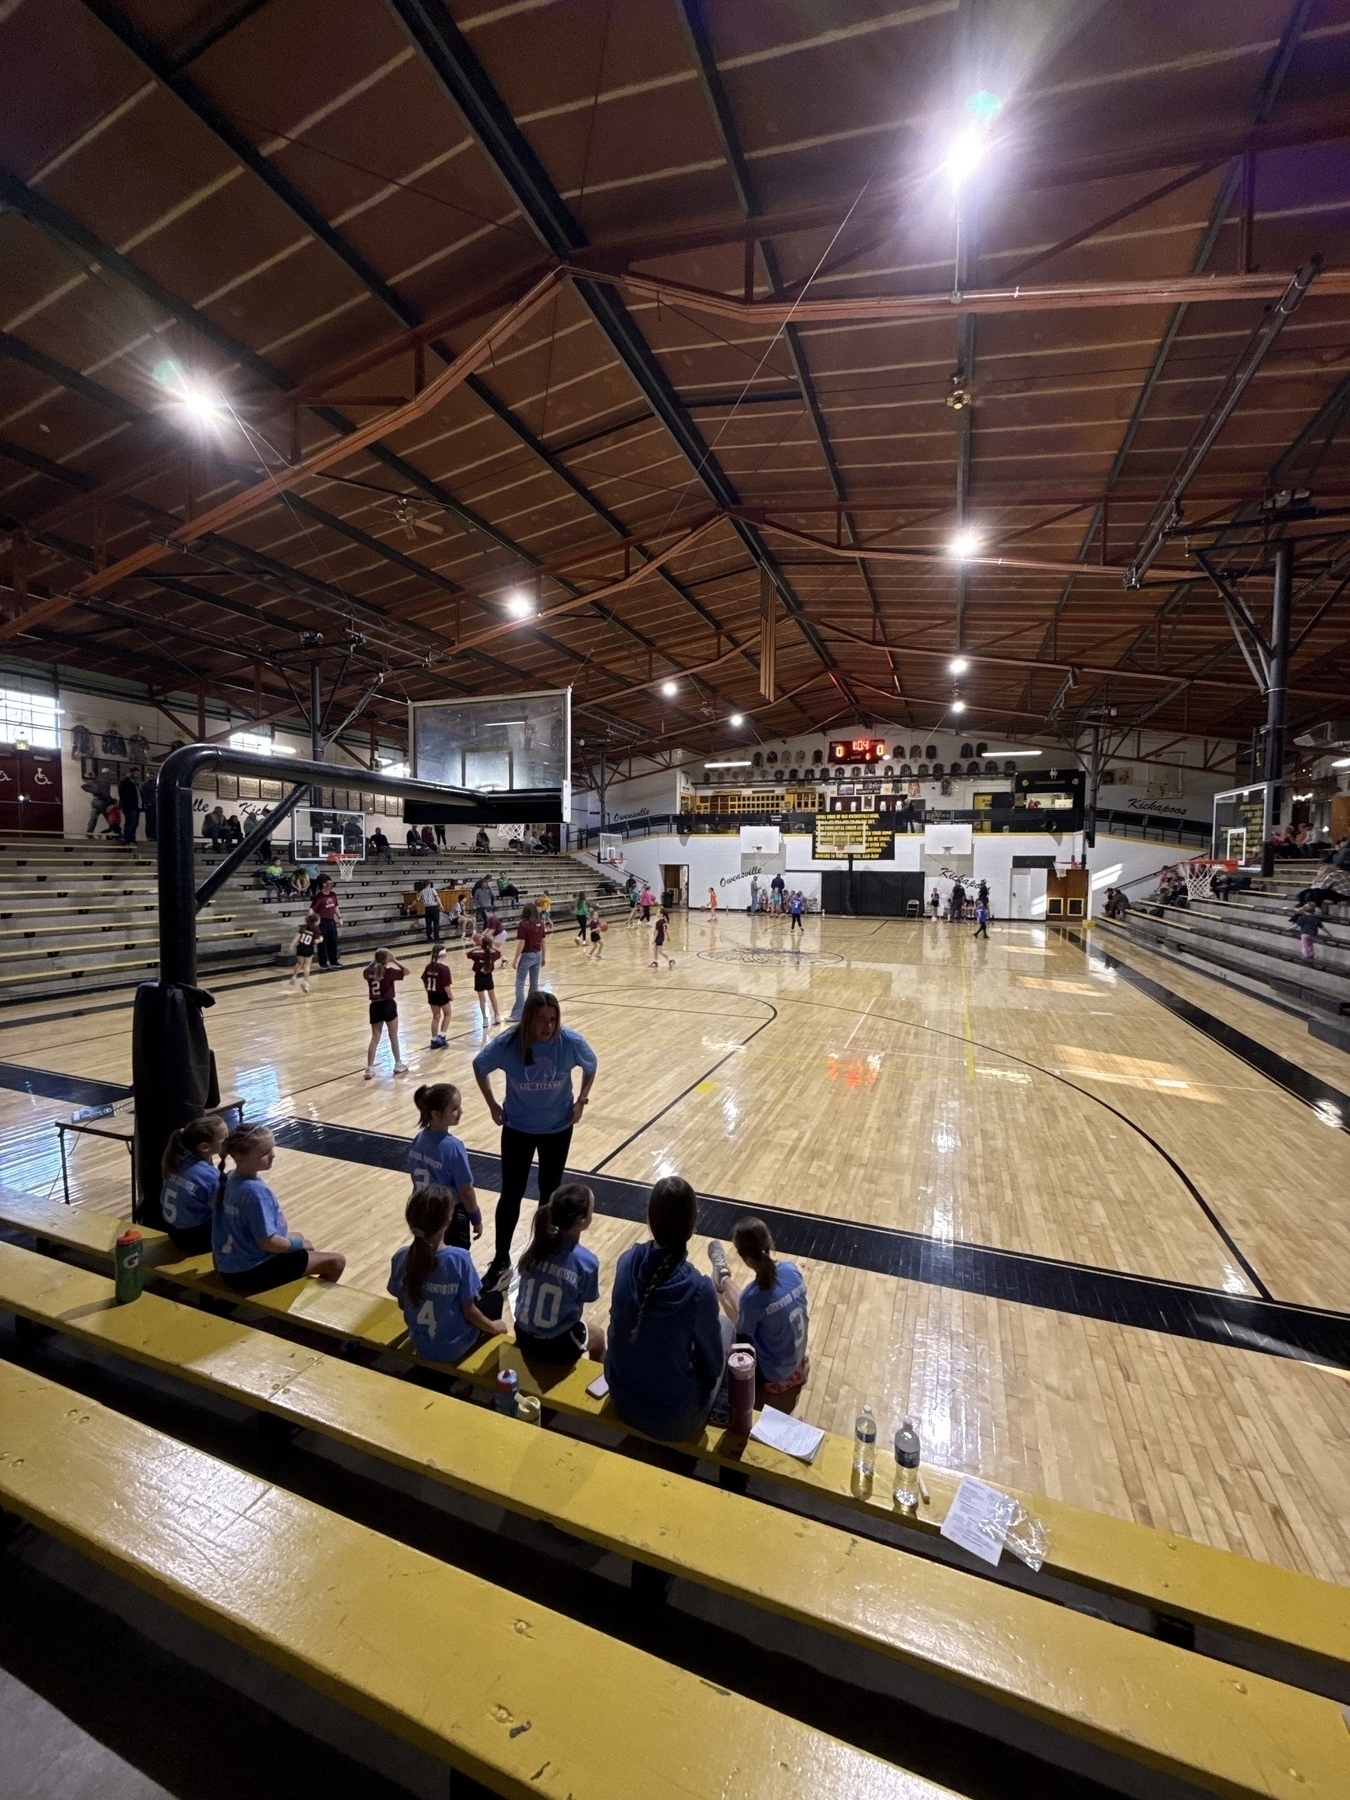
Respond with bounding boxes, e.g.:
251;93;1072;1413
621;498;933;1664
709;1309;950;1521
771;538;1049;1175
1002;1499;1049;1573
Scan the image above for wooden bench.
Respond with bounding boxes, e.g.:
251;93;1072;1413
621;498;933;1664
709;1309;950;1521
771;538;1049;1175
4;1241;1349;1800
0;1358;945;1800
5;1186;1348;1696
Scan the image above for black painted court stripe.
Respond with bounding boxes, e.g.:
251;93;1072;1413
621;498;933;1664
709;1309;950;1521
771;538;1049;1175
1066;931;1350;1131
0;1063;132;1107
266;1113;1350;1371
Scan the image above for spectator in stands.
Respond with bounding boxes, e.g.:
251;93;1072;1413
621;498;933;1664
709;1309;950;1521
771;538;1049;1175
513;1180;605;1366
1102;886;1130;920
158;1114;227;1254
202;805;228;848
212;1124;345;1294
1293;858;1350;911
310;874;342;969
100;797;124;839
475;828;491;853
1292;900;1325;961
435;821;447;848
140;770;157;842
605;1175;728;1443
389;1185;504;1364
406;826;427;855
81;768;114;837
472;990;598;1291
259;855;288;900
497;872;519;903
117;770;141;845
421;824;437;852
224;814;244;847
369;826;391;861
707;1217;809;1409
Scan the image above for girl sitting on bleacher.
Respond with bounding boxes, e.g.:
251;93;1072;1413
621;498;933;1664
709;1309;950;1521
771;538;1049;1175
212;1125;346;1295
158;1114;227;1254
389;1186;506;1363
513;1180;605;1366
605;1176;729;1443
707;1218;810;1408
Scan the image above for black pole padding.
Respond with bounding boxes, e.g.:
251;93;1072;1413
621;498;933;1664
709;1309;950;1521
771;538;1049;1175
132;981;219;1226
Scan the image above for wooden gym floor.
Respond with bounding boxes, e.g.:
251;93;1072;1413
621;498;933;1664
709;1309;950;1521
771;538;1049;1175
1;908;1348;1584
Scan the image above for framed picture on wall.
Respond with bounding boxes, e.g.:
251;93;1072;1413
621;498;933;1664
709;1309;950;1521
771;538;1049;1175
216;775;239;801
238;777;261;801
260;779;284;801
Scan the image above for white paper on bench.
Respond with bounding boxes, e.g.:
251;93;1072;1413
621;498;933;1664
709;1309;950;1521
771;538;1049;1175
749;1406;825;1463
939;1476;1017;1566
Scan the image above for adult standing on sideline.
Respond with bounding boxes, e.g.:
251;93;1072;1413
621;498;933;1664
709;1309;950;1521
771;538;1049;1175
748;873;760;914
117;770;141;844
950;879;966;922
418;877;442;941
311;874;343;970
472;990;597;1289
770;871;786;912
510;901;548;1019
472;874;494;928
140;769;157;842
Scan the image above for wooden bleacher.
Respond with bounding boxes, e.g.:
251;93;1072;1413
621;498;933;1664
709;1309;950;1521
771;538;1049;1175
3;1241;1349;1800
3;1185;1348;1702
0;1357;944;1800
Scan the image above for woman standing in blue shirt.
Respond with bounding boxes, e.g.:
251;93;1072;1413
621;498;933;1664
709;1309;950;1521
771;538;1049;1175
472;991;598;1289
158;1114;227;1253
513;1181;604;1366
605;1177;730;1443
708;1217;810;1404
389;1187;505;1364
409;1082;482;1247
212;1124;346;1295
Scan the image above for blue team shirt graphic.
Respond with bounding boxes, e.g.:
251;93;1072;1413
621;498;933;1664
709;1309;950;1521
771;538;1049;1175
388;1244;482;1362
736;1261;809;1383
408;1128;473;1194
515;1243;599;1337
160;1156;219;1229
212;1174;288;1274
471;1025;597;1135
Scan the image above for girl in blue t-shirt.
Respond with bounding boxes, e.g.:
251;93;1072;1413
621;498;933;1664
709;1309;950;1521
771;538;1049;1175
158;1113;227;1252
212;1125;346;1295
513;1181;605;1366
409;1082;482;1247
708;1217;810;1403
389;1186;505;1364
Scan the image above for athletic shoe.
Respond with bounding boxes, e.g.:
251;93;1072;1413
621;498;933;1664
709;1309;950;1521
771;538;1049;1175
300;980;310;993
707;1240;730;1292
708;1379;732;1429
482;1259;511;1294
668;959;676;968
363;1067;375;1081
393;1063;410;1076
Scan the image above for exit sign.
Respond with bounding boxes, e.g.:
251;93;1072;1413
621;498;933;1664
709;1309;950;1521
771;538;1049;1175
828;737;887;764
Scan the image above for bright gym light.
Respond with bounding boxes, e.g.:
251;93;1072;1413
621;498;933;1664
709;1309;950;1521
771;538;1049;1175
661;680;678;697
154;359;229;431
705;760;752;768
505;590;534;617
943;128;986;189
949;656;969;674
951;700;967;714
947;529;981;560
728;712;744;726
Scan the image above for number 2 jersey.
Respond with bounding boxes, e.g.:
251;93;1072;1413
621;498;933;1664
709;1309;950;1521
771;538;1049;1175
514;1242;599;1339
387;1243;481;1362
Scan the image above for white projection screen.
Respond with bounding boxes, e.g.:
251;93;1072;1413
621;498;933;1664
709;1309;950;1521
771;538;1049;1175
409;688;571;821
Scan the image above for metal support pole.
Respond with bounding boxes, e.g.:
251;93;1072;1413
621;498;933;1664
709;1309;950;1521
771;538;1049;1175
309;659;323;808
599;749;608;832
1266;538;1292;827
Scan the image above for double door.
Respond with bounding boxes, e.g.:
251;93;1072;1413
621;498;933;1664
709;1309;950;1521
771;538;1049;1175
0;747;65;833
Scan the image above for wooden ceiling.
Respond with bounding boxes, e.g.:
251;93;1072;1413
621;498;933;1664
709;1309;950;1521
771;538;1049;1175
2;0;1349;766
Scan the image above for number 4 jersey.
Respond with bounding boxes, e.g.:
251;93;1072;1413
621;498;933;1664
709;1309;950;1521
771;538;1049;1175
388;1242;482;1362
513;1243;599;1339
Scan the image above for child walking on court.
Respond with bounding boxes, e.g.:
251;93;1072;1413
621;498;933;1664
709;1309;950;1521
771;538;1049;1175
467;930;502;1028
514;1180;605;1365
649;906;675;969
289;911;319;991
586;912;607;960
409;1081;482;1244
362;948;408;1080
973;898;990;938
422;944;453;1047
389;1186;505;1365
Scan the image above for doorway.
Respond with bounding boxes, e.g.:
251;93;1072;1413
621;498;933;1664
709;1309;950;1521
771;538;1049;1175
661;863;688;909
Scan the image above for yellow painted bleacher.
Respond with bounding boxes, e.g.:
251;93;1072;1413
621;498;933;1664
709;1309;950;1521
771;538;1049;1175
0;1358;947;1800
2;1242;1348;1800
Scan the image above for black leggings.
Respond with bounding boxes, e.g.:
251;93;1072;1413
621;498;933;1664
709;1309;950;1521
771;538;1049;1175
316;917;340;967
493;1124;573;1266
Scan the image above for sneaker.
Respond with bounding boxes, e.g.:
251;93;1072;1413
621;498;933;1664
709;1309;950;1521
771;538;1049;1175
708;1379;732;1429
668;958;676;968
482;1259;511;1294
363;1067;375;1081
707;1240;730;1292
393;1063;410;1076
300;980;310;993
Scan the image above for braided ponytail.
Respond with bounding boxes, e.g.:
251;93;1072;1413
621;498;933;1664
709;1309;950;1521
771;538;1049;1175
519;1181;592;1273
630;1176;697;1343
732;1216;777;1291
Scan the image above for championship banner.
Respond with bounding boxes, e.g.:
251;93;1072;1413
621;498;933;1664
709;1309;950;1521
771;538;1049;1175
812;815;895;861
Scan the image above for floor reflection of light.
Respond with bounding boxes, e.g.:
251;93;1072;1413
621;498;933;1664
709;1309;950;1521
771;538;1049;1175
235;1064;284;1115
720;1092;739;1133
1053;1045;1222;1102
1313;1100;1344;1131
1222;1267;1250;1295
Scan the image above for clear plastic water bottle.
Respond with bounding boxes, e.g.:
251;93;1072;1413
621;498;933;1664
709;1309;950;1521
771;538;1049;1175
893;1416;921;1511
853;1403;877;1479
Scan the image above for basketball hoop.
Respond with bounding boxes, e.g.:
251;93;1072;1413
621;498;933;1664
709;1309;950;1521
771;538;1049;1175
330;853;359;883
1180;858;1235;901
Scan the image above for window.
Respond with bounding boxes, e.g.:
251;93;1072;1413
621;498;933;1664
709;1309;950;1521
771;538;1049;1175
0;687;60;748
228;730;294;756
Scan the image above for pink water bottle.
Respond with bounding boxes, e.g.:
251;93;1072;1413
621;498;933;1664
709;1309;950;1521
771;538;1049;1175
727;1348;756;1435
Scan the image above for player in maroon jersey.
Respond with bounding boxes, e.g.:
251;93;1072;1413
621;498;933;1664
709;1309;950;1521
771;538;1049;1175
362;948;408;1080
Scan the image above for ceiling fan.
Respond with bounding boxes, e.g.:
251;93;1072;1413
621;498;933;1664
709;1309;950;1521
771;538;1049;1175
391;497;444;540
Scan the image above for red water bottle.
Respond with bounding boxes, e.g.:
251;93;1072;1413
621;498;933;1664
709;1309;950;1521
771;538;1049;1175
727;1347;756;1435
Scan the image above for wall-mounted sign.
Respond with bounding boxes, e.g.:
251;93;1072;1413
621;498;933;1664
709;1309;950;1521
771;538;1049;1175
812;815;895;860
